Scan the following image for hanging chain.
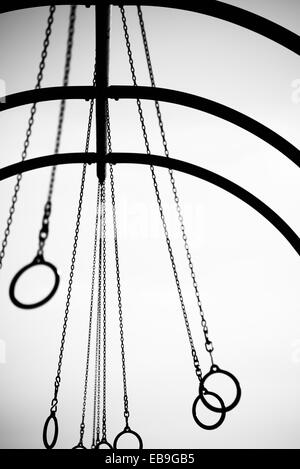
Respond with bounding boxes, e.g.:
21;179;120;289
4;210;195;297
77;182;101;446
37;5;77;259
137;6;214;363
119;6;203;380
106;103;132;423
100;182;108;442
48;67;97;417
91;185;104;448
96;184;106;445
95;207;103;443
0;6;56;269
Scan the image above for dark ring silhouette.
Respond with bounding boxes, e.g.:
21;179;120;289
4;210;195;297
72;442;87;449
9;255;60;309
43;412;59;449
113;426;143;449
95;439;113;449
200;365;242;413
192;388;226;430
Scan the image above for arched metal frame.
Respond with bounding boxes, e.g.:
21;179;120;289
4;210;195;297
1;86;299;168
0;152;299;256
0;2;299;255
0;1;299;56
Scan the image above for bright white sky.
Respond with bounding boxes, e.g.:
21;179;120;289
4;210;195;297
0;0;299;449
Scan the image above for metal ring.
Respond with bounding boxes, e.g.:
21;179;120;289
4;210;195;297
192;389;226;430
113;426;143;449
95;439;113;450
9;255;60;309
72;442;87;449
200;364;242;413
43;412;59;449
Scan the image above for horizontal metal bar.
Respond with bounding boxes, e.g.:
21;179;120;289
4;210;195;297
0;151;298;255
108;85;300;169
0;86;96;112
0;2;299;56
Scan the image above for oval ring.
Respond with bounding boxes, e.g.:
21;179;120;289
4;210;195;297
192;389;226;430
43;412;59;449
200;364;241;413
72;442;87;449
95;439;113;450
9;255;60;309
113;427;143;450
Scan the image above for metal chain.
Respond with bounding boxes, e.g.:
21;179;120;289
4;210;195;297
96;184;106;444
110;165;132;421
91;181;108;448
0;6;56;269
101;182;108;441
91;185;103;448
137;6;214;363
49;67;97;416
106;103;132;423
91;313;99;447
119;6;203;380
37;5;77;258
77;182;101;445
95;210;103;442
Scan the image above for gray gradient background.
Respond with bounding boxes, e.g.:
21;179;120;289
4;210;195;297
0;1;299;449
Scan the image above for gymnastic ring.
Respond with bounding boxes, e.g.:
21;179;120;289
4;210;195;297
9;254;60;309
95;438;113;449
113;426;143;449
200;364;241;413
192;388;226;430
43;412;59;449
72;442;87;449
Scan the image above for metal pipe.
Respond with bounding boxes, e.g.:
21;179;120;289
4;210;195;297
95;3;110;183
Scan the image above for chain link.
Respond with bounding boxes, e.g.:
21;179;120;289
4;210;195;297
119;6;203;380
49;66;97;415
110;164;131;422
91;181;108;447
106;102;131;423
96;190;103;443
101;182;108;441
37;6;77;258
0;6;56;270
137;6;214;362
91;185;103;447
77;182;101;444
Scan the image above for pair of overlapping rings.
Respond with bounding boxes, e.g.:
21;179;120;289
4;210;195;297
192;365;241;430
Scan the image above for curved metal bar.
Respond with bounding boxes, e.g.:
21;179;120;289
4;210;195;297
0;86;96;112
0;153;97;181
0;1;299;56
2;86;299;169
108;85;300;169
0;152;298;255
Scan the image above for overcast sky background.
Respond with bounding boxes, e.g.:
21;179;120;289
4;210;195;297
0;0;299;449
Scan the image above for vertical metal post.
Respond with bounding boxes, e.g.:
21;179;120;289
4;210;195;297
95;2;110;183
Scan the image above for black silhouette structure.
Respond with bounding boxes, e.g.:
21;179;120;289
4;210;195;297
0;2;299;255
0;1;299;449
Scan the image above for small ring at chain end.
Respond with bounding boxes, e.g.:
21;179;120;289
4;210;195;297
113;427;143;450
9;257;60;309
192;390;226;431
200;365;241;413
43;412;59;449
